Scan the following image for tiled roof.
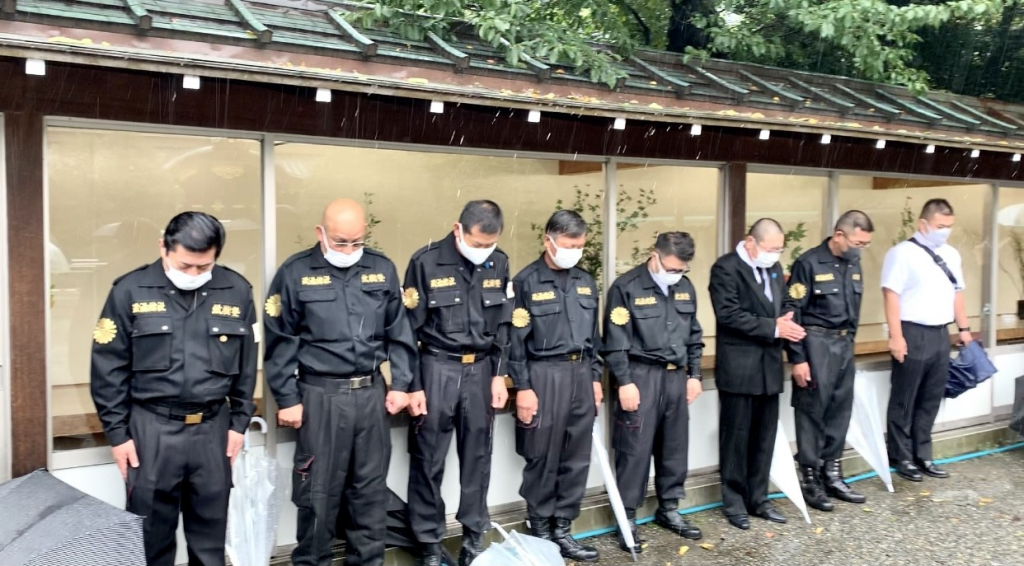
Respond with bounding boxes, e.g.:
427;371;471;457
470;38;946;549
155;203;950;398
4;0;1024;151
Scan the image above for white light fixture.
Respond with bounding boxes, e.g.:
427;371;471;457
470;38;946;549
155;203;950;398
759;129;770;140
876;139;887;149
527;110;542;123
183;75;201;90
1014;153;1022;163
429;100;444;114
25;58;46;76
970;149;981;158
690;124;702;136
613;118;626;130
821;134;832;145
315;88;332;103
925;144;936;154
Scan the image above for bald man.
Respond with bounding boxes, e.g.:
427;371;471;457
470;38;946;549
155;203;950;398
264;199;419;566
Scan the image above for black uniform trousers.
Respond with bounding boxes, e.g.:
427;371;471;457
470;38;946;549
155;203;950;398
291;375;391;566
887;322;950;463
718;392;778;518
408;355;494;543
793;329;856;468
613;364;689;512
515;360;595;520
126;402;231;566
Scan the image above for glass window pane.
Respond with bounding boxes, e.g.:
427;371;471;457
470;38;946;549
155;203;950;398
746;172;828;277
612;164;719;352
838;175;987;346
48;128;262;452
996;187;1024;332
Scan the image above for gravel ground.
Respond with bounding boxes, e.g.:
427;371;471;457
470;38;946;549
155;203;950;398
582;450;1024;566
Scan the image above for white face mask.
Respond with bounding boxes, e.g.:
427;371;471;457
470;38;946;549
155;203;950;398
320;233;363;269
547;236;584;269
165;266;213;291
754;249;781;269
650;254;684;288
457;224;497;266
921;226;952;248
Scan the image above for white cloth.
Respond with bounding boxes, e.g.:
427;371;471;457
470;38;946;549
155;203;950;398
880;232;965;326
735;241;773;301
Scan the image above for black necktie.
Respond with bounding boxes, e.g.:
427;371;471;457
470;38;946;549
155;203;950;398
758;267;771;300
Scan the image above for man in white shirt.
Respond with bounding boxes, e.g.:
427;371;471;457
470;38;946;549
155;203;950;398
880;198;973;482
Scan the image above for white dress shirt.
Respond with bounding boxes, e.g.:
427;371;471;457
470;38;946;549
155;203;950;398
735;241;773;301
880;232;965;326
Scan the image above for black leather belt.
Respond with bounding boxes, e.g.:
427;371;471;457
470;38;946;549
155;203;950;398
421;346;489;365
137;400;224;425
806;326;851;337
628;355;682;371
532;352;592;363
300;373;376;391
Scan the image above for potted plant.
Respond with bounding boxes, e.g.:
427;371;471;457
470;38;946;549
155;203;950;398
783;221;807;280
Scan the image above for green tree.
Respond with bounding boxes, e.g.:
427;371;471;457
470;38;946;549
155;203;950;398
347;0;1015;93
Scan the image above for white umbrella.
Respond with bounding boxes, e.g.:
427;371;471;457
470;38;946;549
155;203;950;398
226;417;280;566
471;522;563;566
846;376;895;492
768;423;812;524
591;417;638;561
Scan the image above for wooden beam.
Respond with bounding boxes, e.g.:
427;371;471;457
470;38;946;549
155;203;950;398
738;70;803;109
790;77;856;114
724;163;747;246
874;90;944;124
6;112;47;476
498;37;550;81
630;56;692;98
426;31;469;70
916;97;982;129
685;62;750;100
948;100;1017;133
327;10;377;57
557;161;646;175
872;177;971;190
227;0;272;44
833;84;902;120
123;0;152;30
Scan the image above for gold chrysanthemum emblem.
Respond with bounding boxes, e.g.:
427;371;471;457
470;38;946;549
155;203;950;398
512;308;531;328
265;294;282;318
93;318;117;345
788;283;807;300
402;287;420;310
610;307;630;326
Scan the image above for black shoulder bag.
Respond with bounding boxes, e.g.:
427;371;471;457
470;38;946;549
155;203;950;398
907;239;958;287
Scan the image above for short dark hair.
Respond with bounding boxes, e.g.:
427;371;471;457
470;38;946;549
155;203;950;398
545;210;588;238
163;212;226;259
748;218;783;242
835;210;874;234
654;231;695;262
459;200;504;235
920;198;954;220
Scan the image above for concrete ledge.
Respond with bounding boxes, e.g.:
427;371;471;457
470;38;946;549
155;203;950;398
272;421;1020;565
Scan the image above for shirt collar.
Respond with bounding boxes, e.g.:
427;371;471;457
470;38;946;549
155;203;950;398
438;231;462;265
735;241;758;270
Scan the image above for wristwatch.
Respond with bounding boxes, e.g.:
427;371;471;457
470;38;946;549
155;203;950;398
958;326;971;333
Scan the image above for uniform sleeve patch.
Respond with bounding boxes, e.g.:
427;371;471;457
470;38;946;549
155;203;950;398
402;287;420;309
264;294;282;317
788;283;807;300
93;318;117;344
512;308;531;328
610;307;630;326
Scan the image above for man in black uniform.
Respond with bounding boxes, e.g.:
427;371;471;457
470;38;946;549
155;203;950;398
91;212;257;566
783;211;874;511
264;199;418;566
404;200;512;566
509;210;603;563
603;232;705;554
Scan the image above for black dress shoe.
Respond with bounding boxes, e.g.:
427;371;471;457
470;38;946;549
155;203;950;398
800;466;835;512
727;514;750;530
458;531;484;566
915;460;950;479
754;504;787;524
895;460;923;482
655;499;703;540
616;512;644;554
552;518;599;563
821;460;867;504
420;543;443;566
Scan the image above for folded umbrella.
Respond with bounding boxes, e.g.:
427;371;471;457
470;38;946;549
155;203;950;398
946;341;997;399
592;416;637;561
471;522;563;566
768;423;811;524
226;417;280;566
846;376;894;492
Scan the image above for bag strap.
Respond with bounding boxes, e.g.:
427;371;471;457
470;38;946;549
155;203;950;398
907;238;958;287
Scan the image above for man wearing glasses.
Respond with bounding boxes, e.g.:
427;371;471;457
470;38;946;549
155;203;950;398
603;232;705;554
782;211;874;512
264;198;418;566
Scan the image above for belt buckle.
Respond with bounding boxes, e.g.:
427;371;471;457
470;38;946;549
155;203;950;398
461;353;476;364
839;329;848;337
184;413;203;425
570;354;579;362
666;363;678;370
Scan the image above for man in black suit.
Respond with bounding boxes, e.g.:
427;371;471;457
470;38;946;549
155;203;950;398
709;218;806;530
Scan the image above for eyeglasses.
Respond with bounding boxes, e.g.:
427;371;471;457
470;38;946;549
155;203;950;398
329;241;365;250
657;254;690;275
840;232;871;249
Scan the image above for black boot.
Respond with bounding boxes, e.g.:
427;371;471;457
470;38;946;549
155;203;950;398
420;543;443;566
552;518;599;563
800;466;835;512
615;510;644;554
654;499;702;540
822;459;867;504
458;530;484;566
527;516;553;541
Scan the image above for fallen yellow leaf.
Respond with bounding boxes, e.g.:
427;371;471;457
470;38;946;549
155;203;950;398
863;508;873;513
815;527;824;534
980;498;994;504
407;78;430;85
678;545;689;556
649;103;663;110
920;490;930;496
700;543;715;550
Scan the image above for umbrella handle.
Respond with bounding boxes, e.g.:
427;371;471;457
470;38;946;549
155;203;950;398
243;416;270;452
